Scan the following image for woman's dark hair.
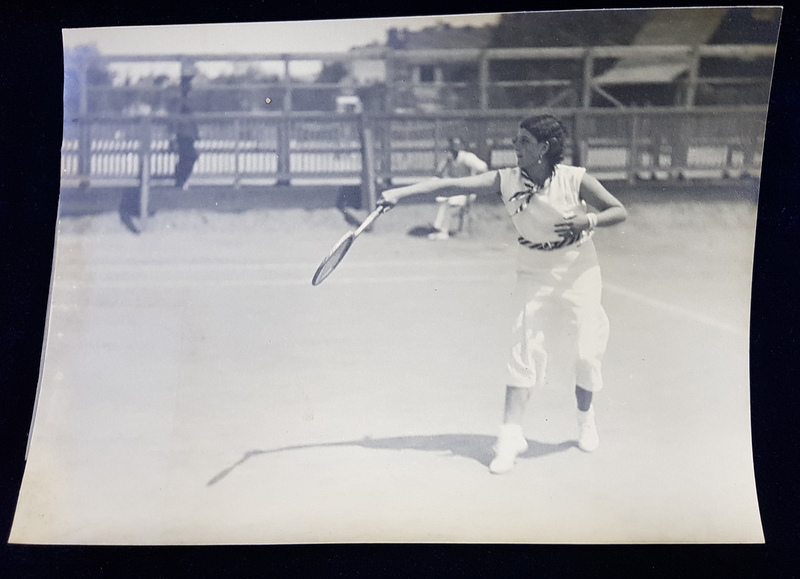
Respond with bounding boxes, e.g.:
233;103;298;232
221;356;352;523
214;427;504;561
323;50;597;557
519;114;568;166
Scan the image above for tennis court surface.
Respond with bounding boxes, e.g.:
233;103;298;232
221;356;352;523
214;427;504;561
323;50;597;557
10;185;764;544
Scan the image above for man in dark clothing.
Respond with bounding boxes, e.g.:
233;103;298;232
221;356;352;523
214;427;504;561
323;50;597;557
174;104;199;190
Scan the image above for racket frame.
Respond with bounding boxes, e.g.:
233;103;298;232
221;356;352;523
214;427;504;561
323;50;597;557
311;205;388;285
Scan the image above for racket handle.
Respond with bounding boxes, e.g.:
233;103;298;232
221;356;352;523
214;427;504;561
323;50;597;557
353;205;389;238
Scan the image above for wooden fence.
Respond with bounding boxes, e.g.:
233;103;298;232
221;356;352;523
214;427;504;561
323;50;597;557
61;105;768;197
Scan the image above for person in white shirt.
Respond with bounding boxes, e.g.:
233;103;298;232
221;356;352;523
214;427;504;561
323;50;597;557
428;137;489;240
378;115;627;474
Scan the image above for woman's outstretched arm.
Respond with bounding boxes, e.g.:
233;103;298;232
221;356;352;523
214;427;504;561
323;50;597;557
379;171;501;207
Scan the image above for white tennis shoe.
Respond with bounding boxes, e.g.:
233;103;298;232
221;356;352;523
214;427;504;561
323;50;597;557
489;424;528;474
427;230;450;240
577;407;599;452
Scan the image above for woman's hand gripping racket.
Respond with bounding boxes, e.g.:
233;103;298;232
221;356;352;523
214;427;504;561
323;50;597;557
311;204;392;286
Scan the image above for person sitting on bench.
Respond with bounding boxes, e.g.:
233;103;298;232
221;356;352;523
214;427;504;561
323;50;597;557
429;137;489;240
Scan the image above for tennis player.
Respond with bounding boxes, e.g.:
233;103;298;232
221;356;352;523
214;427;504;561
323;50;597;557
428;137;490;240
379;114;627;474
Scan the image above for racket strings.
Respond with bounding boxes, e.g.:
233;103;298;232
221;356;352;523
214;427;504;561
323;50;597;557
312;235;353;285
311;206;388;286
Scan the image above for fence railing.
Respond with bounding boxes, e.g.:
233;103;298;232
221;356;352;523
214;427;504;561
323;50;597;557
61;105;768;194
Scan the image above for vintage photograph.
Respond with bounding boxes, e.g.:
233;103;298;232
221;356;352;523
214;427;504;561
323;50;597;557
10;7;780;544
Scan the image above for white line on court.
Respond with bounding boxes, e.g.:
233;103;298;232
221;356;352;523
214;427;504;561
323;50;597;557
65;258;513;272
51;274;512;289
604;282;747;336
50;261;745;335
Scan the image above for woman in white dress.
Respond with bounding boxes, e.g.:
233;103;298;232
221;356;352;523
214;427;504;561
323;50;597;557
378;114;627;474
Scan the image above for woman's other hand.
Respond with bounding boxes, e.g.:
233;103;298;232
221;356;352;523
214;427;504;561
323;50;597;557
554;212;590;239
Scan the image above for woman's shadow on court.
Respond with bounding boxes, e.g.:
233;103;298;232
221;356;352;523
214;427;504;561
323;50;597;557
207;434;576;486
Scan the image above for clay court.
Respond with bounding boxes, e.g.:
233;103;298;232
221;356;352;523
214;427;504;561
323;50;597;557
11;185;764;544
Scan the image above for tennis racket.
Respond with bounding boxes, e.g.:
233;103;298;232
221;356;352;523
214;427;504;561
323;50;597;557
311;205;390;286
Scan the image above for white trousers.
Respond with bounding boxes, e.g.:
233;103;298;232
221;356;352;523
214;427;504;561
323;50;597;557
507;240;609;392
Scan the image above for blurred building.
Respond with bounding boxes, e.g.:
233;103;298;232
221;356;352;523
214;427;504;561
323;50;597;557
335;8;779;112
385;23;494;112
592;7;779;107
66;8;779;117
332;24;495;113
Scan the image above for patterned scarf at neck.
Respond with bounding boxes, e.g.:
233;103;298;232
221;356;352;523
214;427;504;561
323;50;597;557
509;167;553;216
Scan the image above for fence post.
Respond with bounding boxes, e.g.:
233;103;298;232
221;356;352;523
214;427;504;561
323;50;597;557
77;59;91;186
478;52;489;110
572;111;586;168
360;115;377;214
628;113;640;184
139;116;151;226
478;118;491;166
581;49;594;110
433;117;441;173
78;120;91;186
670;111;690;179
283;56;293;113
685;47;701;108
233;118;241;189
277;116;291;186
384;53;395;113
380;118;392;186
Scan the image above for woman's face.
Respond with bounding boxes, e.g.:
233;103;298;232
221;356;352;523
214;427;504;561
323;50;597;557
512;128;546;170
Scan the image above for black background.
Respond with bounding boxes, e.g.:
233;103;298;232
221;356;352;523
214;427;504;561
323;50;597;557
2;2;798;577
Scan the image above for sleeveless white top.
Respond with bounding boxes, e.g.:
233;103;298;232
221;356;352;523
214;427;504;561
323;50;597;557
498;164;589;246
